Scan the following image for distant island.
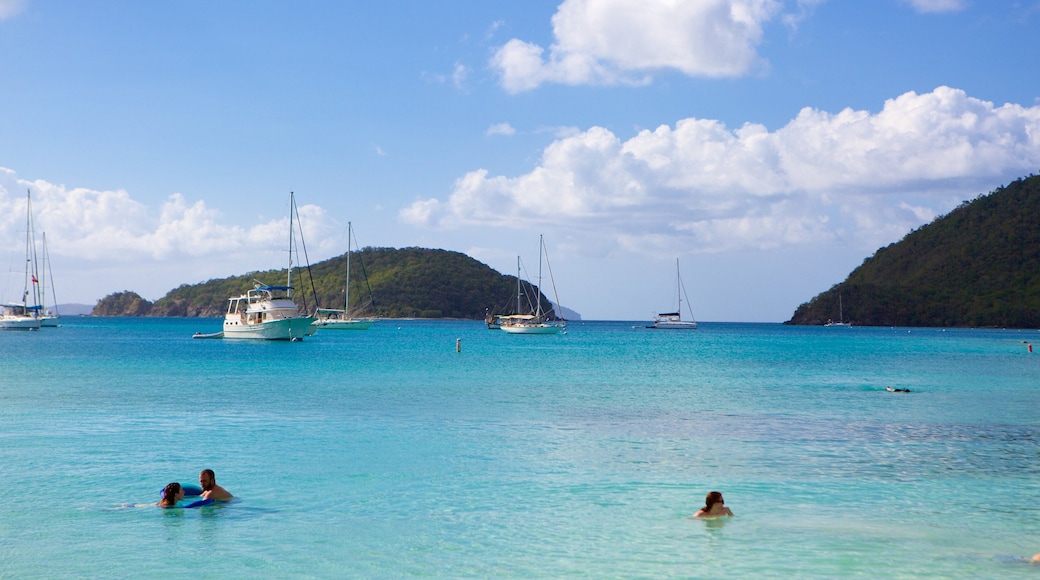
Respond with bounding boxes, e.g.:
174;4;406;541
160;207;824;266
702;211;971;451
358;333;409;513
787;173;1040;328
92;247;579;321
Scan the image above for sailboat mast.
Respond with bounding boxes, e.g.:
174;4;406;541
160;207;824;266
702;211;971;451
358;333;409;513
345;222;352;313
516;256;522;315
535;235;544;319
676;258;682;319
287;192;295;294
24;190;41;311
23;190;31;309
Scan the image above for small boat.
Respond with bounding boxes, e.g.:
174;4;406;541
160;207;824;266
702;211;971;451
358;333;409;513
647;259;697;329
824;293;852;327
500;235;566;335
1;190;43;331
216;193;316;340
485;308;500;329
312;222;375;331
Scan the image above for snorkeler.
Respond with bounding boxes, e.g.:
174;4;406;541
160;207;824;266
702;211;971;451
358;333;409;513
693;491;734;518
199;469;233;501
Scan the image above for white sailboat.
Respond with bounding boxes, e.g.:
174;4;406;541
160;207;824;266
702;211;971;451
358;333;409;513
1;190;42;331
38;232;61;327
824;293;852;327
500;235;566;335
198;192;316;340
313;222;375;330
647;258;697;330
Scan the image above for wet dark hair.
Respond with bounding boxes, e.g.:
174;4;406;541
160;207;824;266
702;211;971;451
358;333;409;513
703;491;724;512
159;482;182;507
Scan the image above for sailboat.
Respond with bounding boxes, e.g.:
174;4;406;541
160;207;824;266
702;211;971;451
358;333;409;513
824;293;852;327
313;222;375;330
499;235;566;335
1;190;42;331
647;258;697;329
197;192;317;340
38;232;61;327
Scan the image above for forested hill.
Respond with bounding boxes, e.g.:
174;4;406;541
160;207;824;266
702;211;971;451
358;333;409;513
93;247;557;320
787;173;1040;327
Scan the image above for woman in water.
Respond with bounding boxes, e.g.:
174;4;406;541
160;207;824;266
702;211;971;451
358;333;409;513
158;482;184;508
693;491;734;518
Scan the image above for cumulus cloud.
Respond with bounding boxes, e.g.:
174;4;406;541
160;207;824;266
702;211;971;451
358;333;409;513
491;0;782;92
486;122;517;136
0;168;339;300
401;87;1040;254
904;0;968;13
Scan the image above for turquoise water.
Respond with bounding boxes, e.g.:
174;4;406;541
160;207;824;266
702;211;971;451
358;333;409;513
1;318;1039;578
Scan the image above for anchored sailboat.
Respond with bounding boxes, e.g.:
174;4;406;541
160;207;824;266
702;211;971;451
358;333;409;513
313;222;375;330
499;235;566;335
647;258;697;329
824;293;851;327
1;190;42;331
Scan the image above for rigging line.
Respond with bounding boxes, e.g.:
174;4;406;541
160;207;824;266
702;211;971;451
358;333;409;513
290;192;320;313
350;226;376;313
541;239;563;320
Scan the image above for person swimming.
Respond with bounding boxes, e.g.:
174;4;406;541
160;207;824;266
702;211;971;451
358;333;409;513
693;491;734;518
199;469;233;501
158;482;184;508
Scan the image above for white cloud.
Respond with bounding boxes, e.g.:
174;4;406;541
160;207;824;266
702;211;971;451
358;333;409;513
402;87;1040;254
486;122;517;136
452;62;469;90
904;0;968;13
0;169;340;301
491;0;782;92
0;0;25;19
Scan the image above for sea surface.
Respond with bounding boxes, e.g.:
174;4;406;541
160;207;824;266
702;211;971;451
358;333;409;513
1;318;1039;578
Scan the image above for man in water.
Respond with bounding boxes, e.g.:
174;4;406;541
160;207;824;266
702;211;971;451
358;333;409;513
199;469;234;501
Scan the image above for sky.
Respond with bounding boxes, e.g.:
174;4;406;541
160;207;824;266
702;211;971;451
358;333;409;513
1;0;1038;322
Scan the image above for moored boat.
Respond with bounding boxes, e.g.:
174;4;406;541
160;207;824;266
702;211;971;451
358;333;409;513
2;190;43;331
312;222;376;331
499;235;566;335
203;192;316;340
222;283;316;340
647;259;697;330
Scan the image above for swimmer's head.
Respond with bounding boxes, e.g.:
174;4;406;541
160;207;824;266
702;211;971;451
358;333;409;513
160;482;183;507
200;469;215;491
705;491;724;511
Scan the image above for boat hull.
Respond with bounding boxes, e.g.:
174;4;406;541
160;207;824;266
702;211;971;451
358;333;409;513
40;316;60;328
223;316;316;340
500;323;563;335
0;316;41;331
313;319;373;331
647;321;698;329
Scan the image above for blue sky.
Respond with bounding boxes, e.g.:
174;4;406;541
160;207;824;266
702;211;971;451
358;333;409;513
1;0;1038;321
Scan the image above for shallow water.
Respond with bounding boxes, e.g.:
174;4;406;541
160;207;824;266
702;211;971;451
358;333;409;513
1;318;1039;577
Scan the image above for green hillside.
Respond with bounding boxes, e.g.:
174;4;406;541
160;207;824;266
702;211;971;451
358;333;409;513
787;173;1040;327
95;247;554;320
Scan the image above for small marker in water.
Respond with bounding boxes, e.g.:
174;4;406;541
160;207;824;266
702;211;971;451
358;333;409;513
456;338;461;353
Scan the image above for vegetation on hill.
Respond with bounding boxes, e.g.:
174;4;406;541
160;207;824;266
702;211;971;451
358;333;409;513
93;247;560;320
787;173;1040;327
92;291;154;316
